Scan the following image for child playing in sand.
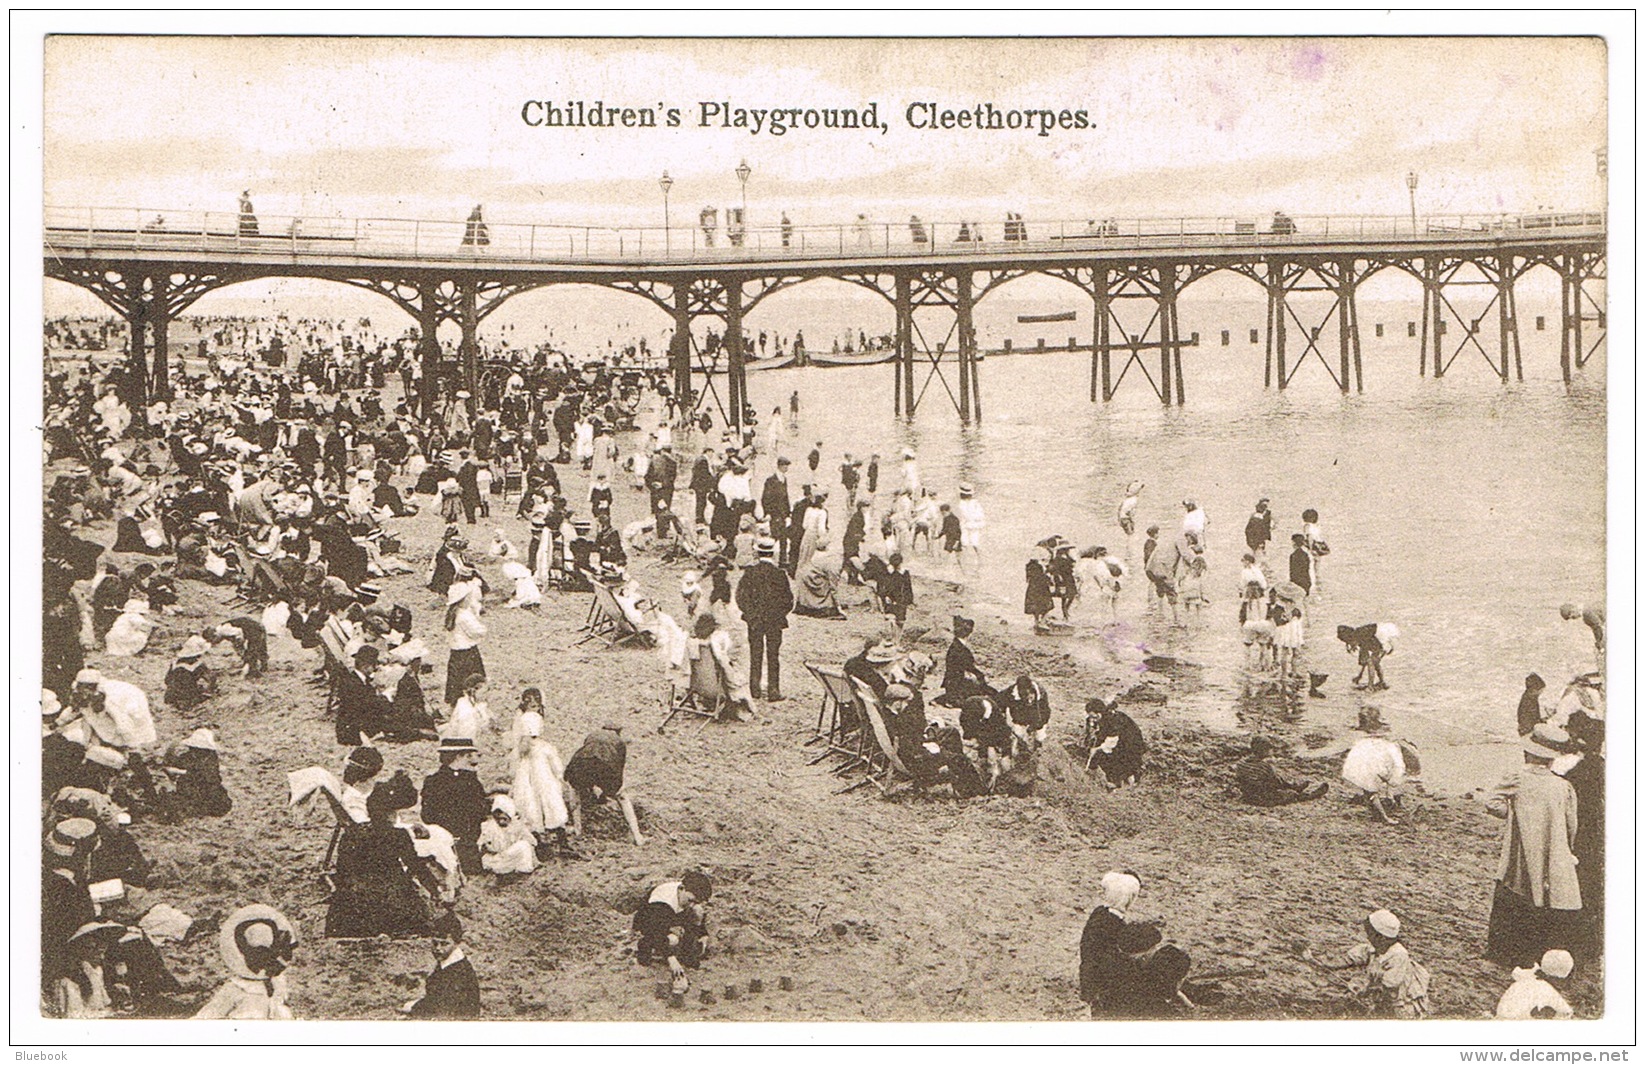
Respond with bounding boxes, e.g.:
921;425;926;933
1306;909;1430;1019
1337;622;1398;691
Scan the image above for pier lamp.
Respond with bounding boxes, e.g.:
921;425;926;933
736;159;751;215
1406;171;1418;233
659;170;674;254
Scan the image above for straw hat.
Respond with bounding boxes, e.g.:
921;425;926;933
181;727;218;752
865;640;902;665
958;483;975;498
447;581;473;606
219;904;297;980
177;635;211;660
1524;722;1573;759
47;817;97;859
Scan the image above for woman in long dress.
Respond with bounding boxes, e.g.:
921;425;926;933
509;709;571;855
443;580;486;707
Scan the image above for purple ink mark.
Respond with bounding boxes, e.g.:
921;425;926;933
1291;45;1326;82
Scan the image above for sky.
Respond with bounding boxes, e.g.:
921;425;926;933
44;36;1608;230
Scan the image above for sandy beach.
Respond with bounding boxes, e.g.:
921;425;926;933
46;405;1604;1023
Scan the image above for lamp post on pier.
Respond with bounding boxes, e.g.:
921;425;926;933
1406;171;1419;235
659;170;674;256
736;158;751;216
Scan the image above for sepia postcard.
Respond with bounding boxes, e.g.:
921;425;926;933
15;13;1634;1056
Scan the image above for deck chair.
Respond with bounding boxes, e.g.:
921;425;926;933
576;581;653;649
805;664;867;769
859;690;918;798
661;640;731;733
803;662;843;746
501;469;524;500
316;617;353;714
839;677;895;793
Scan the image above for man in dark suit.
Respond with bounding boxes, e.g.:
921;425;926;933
322;420;351;489
734;538;794;701
403;911;481;1019
455;450;480;525
938;615;990;706
760;457;793;568
689;447;716;525
334;645;394;746
420;738;488;873
647;442;678;518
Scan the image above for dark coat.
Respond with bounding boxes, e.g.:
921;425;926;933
735;561;793;631
408;955;481;1018
761;474;792;522
689;457;716;493
325;823;437;938
941;638;985;697
335;668;393;745
648;452;678;494
420;767;487;846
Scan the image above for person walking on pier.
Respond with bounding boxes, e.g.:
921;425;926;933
237;191;259;237
462;205;490;248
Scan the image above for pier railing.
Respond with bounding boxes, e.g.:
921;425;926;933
43;206;1607;265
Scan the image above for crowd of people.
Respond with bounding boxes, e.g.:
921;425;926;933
38;308;1606;1022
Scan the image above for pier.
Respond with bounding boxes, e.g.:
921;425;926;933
44;207;1606;429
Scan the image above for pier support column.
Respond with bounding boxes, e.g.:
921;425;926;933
1162;265;1184;405
894;274;914;416
1428;262;1445;380
1272;281;1288;392
458;279;479;414
125;296;150;423
955;269;976;423
725;277;746;436
1336;260;1354;395
1350;280;1364;393
1264;266;1280;389
417;297;442;420
1092;267;1111;402
671;283;693;406
1496;253;1518;383
148;275;172;400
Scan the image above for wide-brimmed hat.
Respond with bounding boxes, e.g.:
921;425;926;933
447;581;474;606
865;640;902;665
883;683;915;703
68;920;128;951
177;635;211;660
220;903;298;980
1524;723;1573;759
1367;909;1401;939
75;668;104;687
958;483;974;497
1125;480;1145;495
47;817;97;858
755;537;778;558
438;736;479;756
